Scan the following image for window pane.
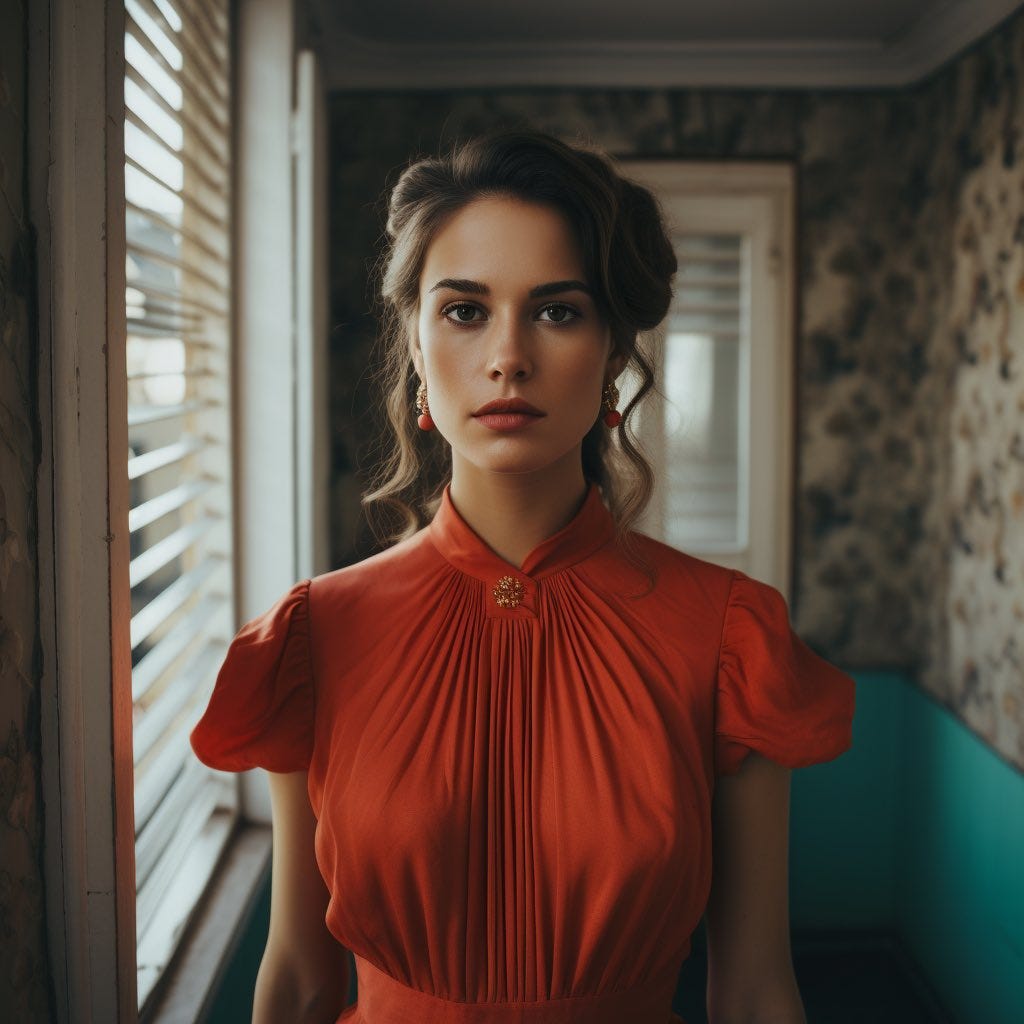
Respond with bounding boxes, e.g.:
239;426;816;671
663;233;747;552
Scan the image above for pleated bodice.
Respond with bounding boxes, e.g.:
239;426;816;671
191;482;855;1023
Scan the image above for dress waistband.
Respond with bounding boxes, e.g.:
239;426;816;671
337;953;684;1024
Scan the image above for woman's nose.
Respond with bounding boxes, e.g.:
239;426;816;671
488;315;534;380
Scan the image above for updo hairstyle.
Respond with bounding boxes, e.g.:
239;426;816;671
362;128;677;553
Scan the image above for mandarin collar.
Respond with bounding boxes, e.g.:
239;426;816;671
428;482;616;585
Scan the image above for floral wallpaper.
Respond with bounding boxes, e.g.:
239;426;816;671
919;19;1024;766
0;0;52;1016
327;12;1024;770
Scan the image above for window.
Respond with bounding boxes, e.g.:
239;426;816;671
122;0;237;1008
38;0;327;1019
621;162;795;596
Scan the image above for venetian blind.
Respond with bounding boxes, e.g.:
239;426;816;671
122;0;237;1006
663;234;748;552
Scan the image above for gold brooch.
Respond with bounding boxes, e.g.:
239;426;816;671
492;575;525;609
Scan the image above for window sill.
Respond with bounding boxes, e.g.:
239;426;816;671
143;822;272;1024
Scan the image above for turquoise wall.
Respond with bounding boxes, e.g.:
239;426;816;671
207;671;1024;1024
790;671;1024;1024
790;671;904;928
894;680;1024;1024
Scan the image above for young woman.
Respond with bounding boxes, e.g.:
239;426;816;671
192;129;855;1024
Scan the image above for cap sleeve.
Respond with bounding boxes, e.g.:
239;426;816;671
190;578;314;773
715;571;855;776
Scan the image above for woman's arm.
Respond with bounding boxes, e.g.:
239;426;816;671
252;770;351;1024
704;752;806;1024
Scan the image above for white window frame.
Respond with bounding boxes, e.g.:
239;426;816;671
34;2;136;1018
622;161;796;599
31;0;329;1019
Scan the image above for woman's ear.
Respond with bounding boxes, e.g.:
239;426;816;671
408;331;425;379
607;350;627;380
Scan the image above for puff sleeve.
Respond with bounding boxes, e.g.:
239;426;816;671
715;571;855;776
190;578;315;773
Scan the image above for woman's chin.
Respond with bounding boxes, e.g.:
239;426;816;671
453;443;584;479
470;455;554;476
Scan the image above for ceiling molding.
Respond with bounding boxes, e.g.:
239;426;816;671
312;0;1022;91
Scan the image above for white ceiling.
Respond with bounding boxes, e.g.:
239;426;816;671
307;0;1023;89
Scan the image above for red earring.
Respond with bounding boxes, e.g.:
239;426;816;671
416;381;435;431
602;380;621;428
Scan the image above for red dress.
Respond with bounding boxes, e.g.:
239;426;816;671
191;482;855;1023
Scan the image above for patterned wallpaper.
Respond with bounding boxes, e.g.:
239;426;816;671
918;18;1024;766
327;13;1024;770
0;0;52;1016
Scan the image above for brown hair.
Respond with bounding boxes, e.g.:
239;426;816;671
361;128;677;572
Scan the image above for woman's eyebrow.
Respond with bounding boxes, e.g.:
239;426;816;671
429;278;488;295
530;280;593;298
428;278;593;298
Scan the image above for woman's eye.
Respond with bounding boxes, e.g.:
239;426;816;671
442;303;483;324
538;304;578;324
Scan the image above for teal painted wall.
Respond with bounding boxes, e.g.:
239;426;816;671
790;671;1024;1024
895;682;1024;1024
206;672;1024;1023
789;672;904;929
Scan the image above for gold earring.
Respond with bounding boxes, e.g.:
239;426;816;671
415;381;434;431
602;380;621;427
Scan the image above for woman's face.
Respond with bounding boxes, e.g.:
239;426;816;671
412;195;624;479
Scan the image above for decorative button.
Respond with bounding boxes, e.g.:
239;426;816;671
492;575;525;609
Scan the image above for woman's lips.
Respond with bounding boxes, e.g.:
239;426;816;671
473;412;545;432
471;398;546;431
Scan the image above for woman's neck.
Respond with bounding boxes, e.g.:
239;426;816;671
447;454;589;571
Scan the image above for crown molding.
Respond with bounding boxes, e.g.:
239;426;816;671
314;0;1022;91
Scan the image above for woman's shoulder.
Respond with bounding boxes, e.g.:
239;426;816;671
606;527;738;601
628;528;733;574
307;525;440;611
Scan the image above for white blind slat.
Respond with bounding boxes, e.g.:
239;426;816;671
127;435;207;480
131;590;226;703
133;706;197;832
126;276;229;320
672;247;740;264
136;781;222;930
136;758;210;888
125;153;228;227
133;640;222;763
126;13;228;127
126;325;220;348
128;477;216;535
125;62;228;167
124;0;235;1007
125;107;228;195
673;301;741;315
130;556;222;647
127;236;229;291
136;810;235;1008
128;514;220;589
127;397;214;428
127;199;229;263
